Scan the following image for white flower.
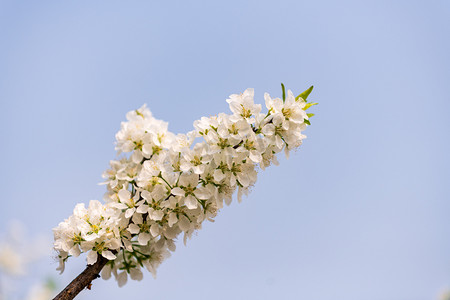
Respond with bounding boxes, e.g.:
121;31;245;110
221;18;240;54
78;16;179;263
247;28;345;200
179;143;212;174
216;114;252;139
213;153;256;188
117;189;142;219
226;88;261;122
171;174;210;209
128;214;152;246
126;104;153;121
235;132;266;163
170;132;195;152
282;90;307;124
193;116;219;137
53;85;315;286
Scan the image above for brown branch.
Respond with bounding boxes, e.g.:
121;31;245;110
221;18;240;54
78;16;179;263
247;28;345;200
53;256;109;300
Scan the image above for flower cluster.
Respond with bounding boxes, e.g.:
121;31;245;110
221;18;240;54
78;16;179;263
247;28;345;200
53;85;317;286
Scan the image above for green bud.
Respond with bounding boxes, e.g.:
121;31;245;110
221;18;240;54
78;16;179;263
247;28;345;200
281;83;286;102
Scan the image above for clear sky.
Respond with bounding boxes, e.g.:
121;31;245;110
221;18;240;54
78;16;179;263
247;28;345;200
0;1;449;299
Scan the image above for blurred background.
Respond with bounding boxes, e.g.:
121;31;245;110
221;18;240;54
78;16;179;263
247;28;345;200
0;0;449;299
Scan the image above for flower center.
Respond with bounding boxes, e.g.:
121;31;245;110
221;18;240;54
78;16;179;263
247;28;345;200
282;108;292;119
240;104;252;118
191;155;202;166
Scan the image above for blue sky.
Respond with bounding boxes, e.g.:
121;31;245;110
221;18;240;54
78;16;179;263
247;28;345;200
0;1;449;299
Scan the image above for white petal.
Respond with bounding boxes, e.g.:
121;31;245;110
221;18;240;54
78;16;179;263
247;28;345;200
171;187;185;196
151;210;164;221
110;202;127;210
184;195;198;209
118;189;130;202
123;239;133;252
128;224;140;234
141;190;152;200
214;169;225;182
142;144;153;156
167;239;176;252
183;232;189;246
56;258;66;274
186;173;200;186
282;119;290;130
122;141;134;152
125;208;135;219
150;224;160;237
84;233;98;242
117;271;128;287
131;212;143;224
237;173;250;187
229;174;236;187
163;226;178;239
101;264;112;280
130;268;143;281
136;204;149;214
238;186;243;203
272;155;280;166
178;215;191;232
179;162;191;173
168;212;178;227
194;187;210;200
155;237;166;250
102;250;116;260
87;251;98;265
138;232;151;245
284;147;290;159
249;151;262;163
68;245;81;257
131;150;143;164
108;238;121;250
262;124;275;135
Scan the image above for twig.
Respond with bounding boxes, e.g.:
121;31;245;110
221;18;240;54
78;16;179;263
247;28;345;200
53;256;109;300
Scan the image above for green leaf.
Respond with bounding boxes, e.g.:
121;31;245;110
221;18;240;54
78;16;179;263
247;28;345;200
303;102;318;110
304;119;311;125
296;85;314;102
307;113;315;118
281;83;286;102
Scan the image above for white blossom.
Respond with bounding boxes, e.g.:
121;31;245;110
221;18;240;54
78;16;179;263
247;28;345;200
53;85;315;286
226;88;261;122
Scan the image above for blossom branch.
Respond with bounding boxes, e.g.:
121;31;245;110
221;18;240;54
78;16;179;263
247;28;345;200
52;84;317;292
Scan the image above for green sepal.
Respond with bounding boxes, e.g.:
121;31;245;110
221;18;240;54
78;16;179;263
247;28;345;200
281;83;286;102
296;85;314;102
303;102;318;110
307;113;315;118
304;119;311;125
